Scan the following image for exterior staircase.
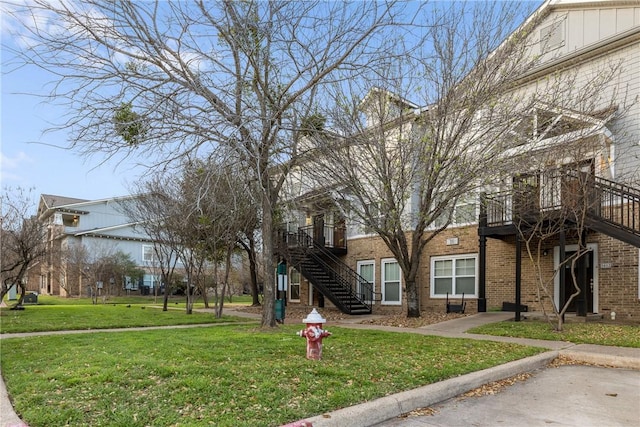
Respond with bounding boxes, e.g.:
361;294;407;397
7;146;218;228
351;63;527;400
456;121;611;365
583;173;640;247
275;228;373;315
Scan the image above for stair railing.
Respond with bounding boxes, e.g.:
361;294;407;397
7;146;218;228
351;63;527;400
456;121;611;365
276;227;373;313
583;172;639;237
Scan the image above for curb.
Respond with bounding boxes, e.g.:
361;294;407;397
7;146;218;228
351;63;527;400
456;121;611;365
301;351;559;427
559;349;640;370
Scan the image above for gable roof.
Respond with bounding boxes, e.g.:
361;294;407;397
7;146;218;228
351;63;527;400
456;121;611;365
41;194;89;209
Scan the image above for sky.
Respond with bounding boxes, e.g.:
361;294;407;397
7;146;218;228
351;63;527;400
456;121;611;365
0;0;147;201
1;51;140;201
0;1;544;203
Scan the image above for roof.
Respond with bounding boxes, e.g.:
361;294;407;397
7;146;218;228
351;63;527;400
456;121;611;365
37;193;142;220
41;194;89;209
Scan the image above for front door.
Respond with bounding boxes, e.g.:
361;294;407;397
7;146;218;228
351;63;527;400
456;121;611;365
357;261;375;305
562;250;594;314
313;214;325;245
561;160;596;215
513;174;540;221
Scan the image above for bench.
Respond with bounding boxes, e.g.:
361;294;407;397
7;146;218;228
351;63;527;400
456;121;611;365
446;293;466;314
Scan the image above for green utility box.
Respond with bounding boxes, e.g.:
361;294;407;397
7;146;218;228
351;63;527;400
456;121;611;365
275;299;285;323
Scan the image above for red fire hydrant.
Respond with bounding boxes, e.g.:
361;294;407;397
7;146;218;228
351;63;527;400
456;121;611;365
297;308;331;360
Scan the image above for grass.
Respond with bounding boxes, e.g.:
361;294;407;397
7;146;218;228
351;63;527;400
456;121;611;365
3;296;637;425
0;301;248;334
0;325;544;427
19;294;255;306
469;319;640;348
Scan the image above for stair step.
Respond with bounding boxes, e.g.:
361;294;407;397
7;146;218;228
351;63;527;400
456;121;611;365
278;244;372;316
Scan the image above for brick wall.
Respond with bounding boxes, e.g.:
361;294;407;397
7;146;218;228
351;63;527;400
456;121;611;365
294;226;639;318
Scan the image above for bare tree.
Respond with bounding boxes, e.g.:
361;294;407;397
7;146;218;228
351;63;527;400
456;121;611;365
4;0;420;326
237;228;262;306
71;241;121;304
58;241;86;297
304;1;628;318
0;187;48;306
120;181;183;311
508;116;623;331
178;157;259;318
309;2;545;317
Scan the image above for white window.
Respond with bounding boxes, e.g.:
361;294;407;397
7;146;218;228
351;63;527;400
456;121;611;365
431;254;478;298
363;202;382;234
454;199;477;224
289;268;301;302
433;196;478;229
143;274;158;289
357;260;375;305
142;245;155;263
381;258;402;305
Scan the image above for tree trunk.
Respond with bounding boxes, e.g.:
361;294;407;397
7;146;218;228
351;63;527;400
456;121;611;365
405;278;420;318
185;276;193;315
15;283;26;307
248;235;260;307
216;248;233;318
162;273;170;311
261;195;276;328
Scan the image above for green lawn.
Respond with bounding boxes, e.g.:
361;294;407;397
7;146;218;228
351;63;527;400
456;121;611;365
17;294;255;306
0;303;247;334
469;320;640;348
1;325;543;427
3;297;637;425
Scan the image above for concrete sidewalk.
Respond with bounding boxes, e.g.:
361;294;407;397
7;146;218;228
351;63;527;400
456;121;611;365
2;311;639;427
296;312;640;427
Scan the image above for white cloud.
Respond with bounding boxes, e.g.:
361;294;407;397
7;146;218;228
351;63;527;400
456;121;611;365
0;150;34;186
1;150;33;170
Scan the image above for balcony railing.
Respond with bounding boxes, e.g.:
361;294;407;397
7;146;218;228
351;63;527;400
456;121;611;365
284;222;347;250
481;170;640;241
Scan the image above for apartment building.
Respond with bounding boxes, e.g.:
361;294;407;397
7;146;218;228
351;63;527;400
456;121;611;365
276;0;640;319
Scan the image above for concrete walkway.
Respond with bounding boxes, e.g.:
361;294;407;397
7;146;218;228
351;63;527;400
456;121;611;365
1;311;639;427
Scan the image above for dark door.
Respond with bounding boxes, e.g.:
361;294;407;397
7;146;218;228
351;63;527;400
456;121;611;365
562;250;593;314
513;174;539;221
333;217;346;249
561;161;596;216
313;214;325;246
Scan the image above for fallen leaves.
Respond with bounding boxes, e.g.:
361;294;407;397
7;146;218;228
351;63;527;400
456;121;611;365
400;406;438;417
461;372;533;398
235;306;470;327
549;355;613;368
360;312;470;328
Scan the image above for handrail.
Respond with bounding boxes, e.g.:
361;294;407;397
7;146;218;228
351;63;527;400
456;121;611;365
584;172;639;235
307;239;374;311
276;228;372;313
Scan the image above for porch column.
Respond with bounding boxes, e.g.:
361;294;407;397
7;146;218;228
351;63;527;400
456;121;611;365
478;234;487;312
515;233;522;322
477;193;487;312
559;229;566;323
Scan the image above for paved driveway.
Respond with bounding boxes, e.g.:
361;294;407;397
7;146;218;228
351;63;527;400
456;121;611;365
375;365;640;427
